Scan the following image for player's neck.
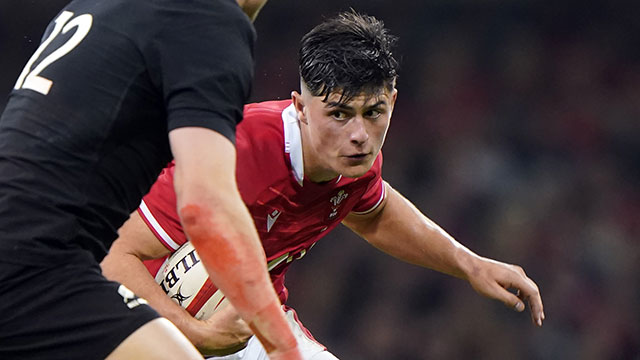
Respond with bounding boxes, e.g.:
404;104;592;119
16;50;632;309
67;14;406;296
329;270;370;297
301;145;339;183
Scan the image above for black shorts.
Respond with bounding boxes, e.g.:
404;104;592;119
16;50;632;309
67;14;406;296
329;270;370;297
0;257;160;360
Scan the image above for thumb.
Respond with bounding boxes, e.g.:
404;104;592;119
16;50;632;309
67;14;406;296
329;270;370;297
508;294;525;312
512;299;525;312
492;285;525;312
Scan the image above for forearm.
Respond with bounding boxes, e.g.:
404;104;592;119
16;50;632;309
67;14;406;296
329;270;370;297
345;183;545;326
102;239;257;354
170;128;298;357
178;191;274;312
101;249;199;338
344;183;480;280
176;181;296;355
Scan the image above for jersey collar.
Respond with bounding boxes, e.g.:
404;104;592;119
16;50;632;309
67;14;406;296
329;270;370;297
282;103;344;187
282;104;305;186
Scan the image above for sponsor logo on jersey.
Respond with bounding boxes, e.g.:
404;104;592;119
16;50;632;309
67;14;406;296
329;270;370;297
267;209;282;232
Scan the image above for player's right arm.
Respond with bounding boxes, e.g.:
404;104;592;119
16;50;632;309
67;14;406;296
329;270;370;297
101;211;254;356
169;127;301;360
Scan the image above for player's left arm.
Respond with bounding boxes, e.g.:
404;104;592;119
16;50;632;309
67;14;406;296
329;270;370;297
342;181;545;327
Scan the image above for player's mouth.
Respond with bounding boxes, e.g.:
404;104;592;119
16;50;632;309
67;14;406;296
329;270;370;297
343;153;370;164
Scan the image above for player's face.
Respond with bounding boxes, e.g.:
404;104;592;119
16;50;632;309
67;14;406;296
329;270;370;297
293;85;397;182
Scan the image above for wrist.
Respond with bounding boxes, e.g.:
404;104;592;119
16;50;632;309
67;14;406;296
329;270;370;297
268;345;303;360
247;300;297;355
179;314;206;348
453;247;482;281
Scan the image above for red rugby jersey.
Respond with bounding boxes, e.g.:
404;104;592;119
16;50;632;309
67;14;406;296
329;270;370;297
141;100;385;303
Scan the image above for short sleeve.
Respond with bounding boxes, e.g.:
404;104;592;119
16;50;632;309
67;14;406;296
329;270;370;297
144;1;256;143
351;153;386;214
137;162;188;251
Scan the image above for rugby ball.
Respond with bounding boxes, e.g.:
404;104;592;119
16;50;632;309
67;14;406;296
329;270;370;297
154;241;229;319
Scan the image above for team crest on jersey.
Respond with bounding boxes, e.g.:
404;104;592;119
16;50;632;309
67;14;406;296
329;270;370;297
329;190;349;219
330;190;348;206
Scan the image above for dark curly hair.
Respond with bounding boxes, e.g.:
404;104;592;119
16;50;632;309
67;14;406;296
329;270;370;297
299;10;399;103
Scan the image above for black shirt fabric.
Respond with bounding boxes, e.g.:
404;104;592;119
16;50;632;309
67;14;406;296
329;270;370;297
0;0;256;265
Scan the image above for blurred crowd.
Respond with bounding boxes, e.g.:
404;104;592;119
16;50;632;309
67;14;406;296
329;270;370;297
2;1;638;359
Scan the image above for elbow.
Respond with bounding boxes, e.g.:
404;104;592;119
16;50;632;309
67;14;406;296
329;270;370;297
178;203;219;245
178;203;234;253
178;203;208;229
100;251;126;282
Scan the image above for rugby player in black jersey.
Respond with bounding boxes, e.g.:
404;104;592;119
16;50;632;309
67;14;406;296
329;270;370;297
0;0;301;359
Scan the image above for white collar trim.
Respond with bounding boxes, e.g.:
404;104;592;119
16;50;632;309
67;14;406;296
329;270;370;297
282;104;304;186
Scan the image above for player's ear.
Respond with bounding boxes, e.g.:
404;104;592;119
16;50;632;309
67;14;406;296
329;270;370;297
389;87;398;111
291;91;307;124
391;88;398;104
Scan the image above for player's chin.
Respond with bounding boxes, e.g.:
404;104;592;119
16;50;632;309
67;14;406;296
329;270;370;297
339;163;373;179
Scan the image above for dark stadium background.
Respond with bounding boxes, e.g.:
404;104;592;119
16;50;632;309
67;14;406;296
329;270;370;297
1;1;638;359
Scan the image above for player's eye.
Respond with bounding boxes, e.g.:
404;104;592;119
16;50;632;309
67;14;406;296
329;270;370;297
330;111;350;121
364;109;382;119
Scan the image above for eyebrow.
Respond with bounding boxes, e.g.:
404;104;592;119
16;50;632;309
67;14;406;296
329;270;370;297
324;100;387;110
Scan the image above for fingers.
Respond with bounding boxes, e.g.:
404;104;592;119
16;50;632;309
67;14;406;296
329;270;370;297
492;284;525;313
507;269;545;327
523;279;545;327
468;258;546;327
495;283;543;327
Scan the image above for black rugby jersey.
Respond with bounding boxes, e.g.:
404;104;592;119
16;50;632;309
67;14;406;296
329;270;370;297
0;0;256;265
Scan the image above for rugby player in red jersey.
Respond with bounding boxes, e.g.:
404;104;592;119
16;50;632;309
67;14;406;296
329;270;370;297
102;11;545;359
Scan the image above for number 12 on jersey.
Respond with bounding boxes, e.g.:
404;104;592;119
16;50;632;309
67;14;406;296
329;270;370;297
14;11;93;95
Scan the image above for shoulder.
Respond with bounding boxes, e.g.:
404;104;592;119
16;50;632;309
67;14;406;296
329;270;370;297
235;100;293;201
243;100;292;120
146;0;253;29
237;100;292;144
129;0;256;68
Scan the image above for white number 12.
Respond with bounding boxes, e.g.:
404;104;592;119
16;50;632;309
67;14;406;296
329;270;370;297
14;11;93;95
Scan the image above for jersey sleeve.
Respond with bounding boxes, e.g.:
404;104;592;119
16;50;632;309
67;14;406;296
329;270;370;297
137;162;187;251
350;153;386;215
144;1;256;143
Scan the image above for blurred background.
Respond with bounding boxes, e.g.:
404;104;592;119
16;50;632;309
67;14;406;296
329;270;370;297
1;0;638;359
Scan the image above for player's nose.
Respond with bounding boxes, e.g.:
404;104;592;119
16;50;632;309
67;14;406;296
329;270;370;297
349;116;369;145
